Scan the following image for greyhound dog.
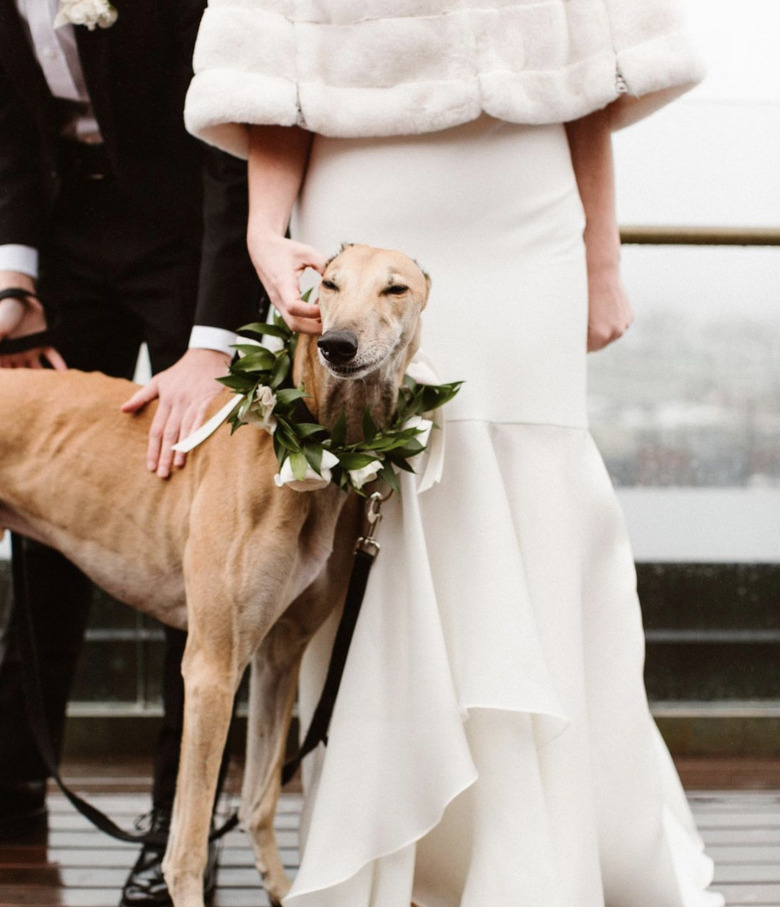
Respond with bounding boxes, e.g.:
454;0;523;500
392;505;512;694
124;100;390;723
0;245;430;907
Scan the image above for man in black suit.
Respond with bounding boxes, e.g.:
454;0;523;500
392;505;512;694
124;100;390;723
0;2;262;904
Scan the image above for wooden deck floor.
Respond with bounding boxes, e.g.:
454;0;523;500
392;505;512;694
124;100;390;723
0;761;778;907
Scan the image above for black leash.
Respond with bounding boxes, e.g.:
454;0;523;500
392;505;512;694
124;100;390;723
11;534;238;847
282;491;385;785
11;490;385;840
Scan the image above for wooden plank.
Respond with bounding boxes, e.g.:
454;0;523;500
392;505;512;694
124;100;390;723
715;885;780;906
0;867;295;888
714;864;780;884
707;844;780;864
694;814;780;830
0;846;264;869
702;828;780;845
2;786;779;907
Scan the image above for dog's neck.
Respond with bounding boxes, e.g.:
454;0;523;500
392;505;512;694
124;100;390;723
293;335;411;443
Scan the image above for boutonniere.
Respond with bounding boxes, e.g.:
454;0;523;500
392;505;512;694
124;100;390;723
54;0;118;31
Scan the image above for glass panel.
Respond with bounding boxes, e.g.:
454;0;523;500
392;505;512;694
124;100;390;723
589;245;780;489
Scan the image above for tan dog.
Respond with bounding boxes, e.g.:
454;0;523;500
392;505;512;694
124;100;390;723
0;245;430;907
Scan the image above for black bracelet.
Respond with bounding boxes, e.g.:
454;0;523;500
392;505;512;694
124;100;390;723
0;287;38;306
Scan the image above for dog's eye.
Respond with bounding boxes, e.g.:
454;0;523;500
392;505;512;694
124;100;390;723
383;284;408;296
321;279;339;292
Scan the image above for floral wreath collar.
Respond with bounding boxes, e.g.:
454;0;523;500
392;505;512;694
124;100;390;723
216;315;461;494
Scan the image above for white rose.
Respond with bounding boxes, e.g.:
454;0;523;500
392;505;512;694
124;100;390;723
54;0;118;30
347;459;383;490
274;450;340;492
244;385;277;434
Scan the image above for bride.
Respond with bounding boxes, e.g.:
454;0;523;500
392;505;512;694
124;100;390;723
186;2;724;904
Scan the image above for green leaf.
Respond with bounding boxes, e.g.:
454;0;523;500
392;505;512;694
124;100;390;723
238;321;291;341
362;407;378;442
378;465;401;495
275;387;307;407
303;442;324;474
273;433;284;463
236;391;255;422
391;458;417;473
391;440;425;458
301;287;313;303
230;342;276;358
217;374;253;391
330;409;347;448
275;421;301;452
296;422;327;439
421;381;464;411
338;452;381;470
290;451;308;481
270;353;291;389
231;350;276;372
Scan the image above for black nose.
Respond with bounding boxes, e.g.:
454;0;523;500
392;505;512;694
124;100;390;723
317;330;358;365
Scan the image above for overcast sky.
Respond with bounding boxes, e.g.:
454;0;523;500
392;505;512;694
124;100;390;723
608;0;780;323
686;0;780;101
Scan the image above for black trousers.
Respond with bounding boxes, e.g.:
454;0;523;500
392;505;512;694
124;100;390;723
0;163;216;809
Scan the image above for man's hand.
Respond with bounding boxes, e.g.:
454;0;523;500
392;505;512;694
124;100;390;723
120;348;231;478
0;271;66;369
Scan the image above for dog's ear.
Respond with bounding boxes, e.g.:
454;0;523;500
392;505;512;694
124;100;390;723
418;266;431;309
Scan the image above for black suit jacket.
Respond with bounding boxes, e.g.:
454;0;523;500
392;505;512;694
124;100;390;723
0;0;260;332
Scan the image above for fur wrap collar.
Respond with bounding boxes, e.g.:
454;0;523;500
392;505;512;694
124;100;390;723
186;0;704;157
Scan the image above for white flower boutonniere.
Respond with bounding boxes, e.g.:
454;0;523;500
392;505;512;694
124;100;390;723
54;0;118;31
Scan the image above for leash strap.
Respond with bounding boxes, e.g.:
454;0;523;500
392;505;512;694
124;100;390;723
282;493;384;786
11;534;238;847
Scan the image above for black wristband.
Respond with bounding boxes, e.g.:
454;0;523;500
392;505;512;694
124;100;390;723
0;287;38;306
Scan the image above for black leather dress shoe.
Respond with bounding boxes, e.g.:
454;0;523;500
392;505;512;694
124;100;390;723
120;806;218;907
0;780;48;840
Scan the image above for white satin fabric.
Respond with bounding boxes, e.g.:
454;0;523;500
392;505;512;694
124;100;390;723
286;116;723;906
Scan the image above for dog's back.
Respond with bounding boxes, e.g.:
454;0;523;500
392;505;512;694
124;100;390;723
0;370;194;623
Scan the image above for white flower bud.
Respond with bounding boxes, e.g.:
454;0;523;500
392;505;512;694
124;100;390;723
347;459;383;490
274;450;340;492
244;385;277;434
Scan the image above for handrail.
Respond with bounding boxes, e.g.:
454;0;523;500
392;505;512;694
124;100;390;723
620;225;780;246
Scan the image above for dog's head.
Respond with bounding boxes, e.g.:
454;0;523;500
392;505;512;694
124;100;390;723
315;244;430;381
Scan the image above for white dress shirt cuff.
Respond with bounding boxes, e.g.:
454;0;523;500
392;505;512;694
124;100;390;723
188;325;238;357
0;245;39;278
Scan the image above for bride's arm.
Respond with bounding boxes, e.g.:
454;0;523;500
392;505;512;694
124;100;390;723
247;125;328;334
565;109;633;352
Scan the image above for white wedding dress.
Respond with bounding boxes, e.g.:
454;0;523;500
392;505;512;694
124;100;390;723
285;115;723;907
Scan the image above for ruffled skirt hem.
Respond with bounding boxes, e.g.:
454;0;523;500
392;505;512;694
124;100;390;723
284;422;723;907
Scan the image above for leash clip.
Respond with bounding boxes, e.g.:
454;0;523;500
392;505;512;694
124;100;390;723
355;490;387;558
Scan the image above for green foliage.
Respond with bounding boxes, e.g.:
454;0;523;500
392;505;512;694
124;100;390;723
224;316;462;494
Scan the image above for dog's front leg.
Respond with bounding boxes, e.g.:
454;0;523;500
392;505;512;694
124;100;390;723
162;630;238;907
241;622;306;906
242;498;362;905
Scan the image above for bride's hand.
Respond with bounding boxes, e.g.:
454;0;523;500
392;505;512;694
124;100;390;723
247;228;328;335
586;265;633;352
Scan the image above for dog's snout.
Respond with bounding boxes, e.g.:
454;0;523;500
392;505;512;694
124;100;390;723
317;330;358;365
